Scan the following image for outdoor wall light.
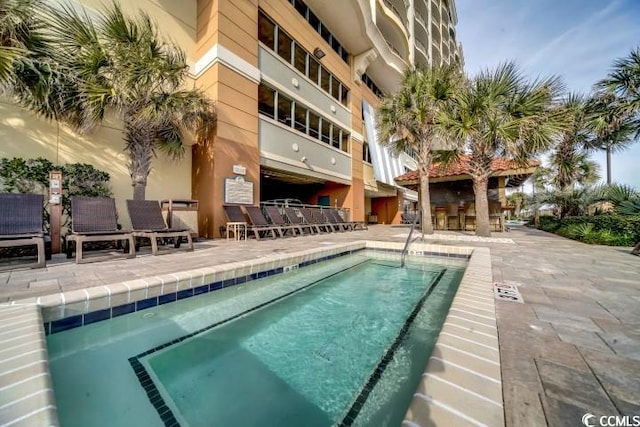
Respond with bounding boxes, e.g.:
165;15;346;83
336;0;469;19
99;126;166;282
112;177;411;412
300;156;308;163
313;48;326;59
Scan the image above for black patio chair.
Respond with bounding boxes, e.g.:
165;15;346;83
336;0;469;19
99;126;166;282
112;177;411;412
299;208;332;233
283;207;316;235
126;200;193;255
66;196;135;263
0;193;46;271
263;206;301;237
244;206;285;239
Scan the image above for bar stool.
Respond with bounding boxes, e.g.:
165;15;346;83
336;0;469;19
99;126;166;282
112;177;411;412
446;203;459;230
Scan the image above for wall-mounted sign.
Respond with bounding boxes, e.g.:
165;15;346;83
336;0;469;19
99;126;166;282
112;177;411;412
224;176;253;205
232;164;247;175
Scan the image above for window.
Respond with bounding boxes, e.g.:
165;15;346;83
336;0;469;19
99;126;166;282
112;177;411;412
331;78;340;100
341;132;350;153
294;104;307;133
258;84;275;119
331;127;341;149
341;84;349;106
321;119;331;144
320;66;331;92
308;9;320;31
258;11;276;50
363;142;372;163
293;0;307;17
277;93;293;125
294;44;306;74
277;29;293;63
308;111;320;139
308;57;320;85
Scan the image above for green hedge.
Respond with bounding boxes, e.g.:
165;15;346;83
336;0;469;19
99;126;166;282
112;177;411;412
538;214;640;246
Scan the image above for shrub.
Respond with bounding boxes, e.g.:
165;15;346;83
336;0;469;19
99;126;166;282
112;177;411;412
536;213;640;246
0;157;112;231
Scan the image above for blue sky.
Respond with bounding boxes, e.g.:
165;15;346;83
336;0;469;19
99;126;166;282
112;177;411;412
456;0;640;188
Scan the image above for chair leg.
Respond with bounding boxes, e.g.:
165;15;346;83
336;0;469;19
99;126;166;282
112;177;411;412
76;237;84;263
150;233;159;255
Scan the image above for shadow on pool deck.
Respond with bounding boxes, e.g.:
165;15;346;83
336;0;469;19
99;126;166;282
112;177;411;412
1;224;639;426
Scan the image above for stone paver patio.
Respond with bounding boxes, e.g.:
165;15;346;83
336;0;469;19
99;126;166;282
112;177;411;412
1;224;639;426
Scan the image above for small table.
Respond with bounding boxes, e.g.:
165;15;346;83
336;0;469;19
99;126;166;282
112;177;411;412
226;222;247;241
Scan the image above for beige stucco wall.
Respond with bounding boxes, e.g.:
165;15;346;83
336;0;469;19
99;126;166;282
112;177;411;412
0;1;199;228
0;100;193;229
77;0;197;59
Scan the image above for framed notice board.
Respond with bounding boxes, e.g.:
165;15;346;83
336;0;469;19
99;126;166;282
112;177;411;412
224;176;254;205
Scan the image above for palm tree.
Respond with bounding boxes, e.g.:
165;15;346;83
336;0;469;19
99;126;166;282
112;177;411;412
438;62;564;236
43;2;215;200
598;47;640;137
585;91;635;184
550;93;591;189
0;0;62;111
377;65;461;234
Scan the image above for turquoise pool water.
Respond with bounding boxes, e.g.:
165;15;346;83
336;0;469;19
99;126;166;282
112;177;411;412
47;251;465;426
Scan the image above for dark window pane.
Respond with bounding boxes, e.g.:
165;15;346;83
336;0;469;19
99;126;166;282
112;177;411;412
341;49;349;63
294;0;307;17
258;84;275;119
331;37;340;52
341;131;350;153
308;112;320;139
320;67;331;92
294;104;307;133
331;78;340;99
341;84;349;106
258;11;276;50
321;119;331;144
309;57;320;84
308;9;320;31
277;94;293;126
331;127;341;149
277;30;293;63
294;44;306;74
320;24;331;43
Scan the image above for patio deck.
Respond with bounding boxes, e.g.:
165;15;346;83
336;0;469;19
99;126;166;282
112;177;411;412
1;225;639;426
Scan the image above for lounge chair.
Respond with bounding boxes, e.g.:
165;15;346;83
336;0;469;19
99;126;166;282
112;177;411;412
126;200;193;255
322;209;348;232
223;205;280;240
244;206;285;239
300;208;332;233
263;206;301;237
0;193;46;271
328;209;368;231
283;207;316;235
66;196;136;263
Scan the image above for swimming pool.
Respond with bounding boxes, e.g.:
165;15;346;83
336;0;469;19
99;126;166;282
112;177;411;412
46;250;465;426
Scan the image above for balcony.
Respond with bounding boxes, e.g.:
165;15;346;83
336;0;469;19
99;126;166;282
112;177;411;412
431;22;441;46
382;0;408;29
415;10;427;30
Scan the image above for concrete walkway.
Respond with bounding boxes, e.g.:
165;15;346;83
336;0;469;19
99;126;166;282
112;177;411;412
1;225;639;426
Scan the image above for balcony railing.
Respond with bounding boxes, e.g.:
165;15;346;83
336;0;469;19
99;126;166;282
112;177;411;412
382;0;408;28
385;39;401;56
415;40;427;55
415;11;427;29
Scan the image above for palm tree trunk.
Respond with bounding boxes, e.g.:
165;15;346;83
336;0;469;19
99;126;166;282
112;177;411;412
419;168;434;234
125;126;154;201
473;176;491;237
606;146;612;184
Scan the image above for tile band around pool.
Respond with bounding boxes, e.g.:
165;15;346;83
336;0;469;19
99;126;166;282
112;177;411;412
0;241;502;427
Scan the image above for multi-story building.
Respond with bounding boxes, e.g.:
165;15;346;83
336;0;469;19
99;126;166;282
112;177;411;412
0;0;462;238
